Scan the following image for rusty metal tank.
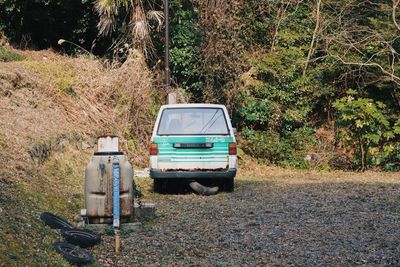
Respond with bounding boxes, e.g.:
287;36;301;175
84;136;134;224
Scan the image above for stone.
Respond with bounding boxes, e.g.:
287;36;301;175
134;203;156;220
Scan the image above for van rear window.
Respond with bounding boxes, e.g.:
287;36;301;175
157;108;229;135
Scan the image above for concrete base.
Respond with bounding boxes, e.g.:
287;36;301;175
77;222;142;234
134;203;156;220
75;202;156;231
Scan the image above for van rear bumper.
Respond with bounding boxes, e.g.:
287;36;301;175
150;168;237;179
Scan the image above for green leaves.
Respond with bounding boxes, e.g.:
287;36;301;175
333;92;399;170
169;0;203;97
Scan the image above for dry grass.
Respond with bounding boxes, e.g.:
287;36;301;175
1;48;155;168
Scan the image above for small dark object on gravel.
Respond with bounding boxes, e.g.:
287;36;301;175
53;242;93;265
61;229;101;248
189;181;219;196
40;212;74;230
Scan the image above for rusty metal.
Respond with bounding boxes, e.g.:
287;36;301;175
161;167;228;172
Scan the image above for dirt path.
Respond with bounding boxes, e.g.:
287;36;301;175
93;172;400;266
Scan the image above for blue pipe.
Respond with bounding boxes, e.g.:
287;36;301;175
113;158;120;228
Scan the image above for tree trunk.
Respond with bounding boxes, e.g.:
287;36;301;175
360;140;365;171
270;1;290;52
392;0;400;31
303;0;322;76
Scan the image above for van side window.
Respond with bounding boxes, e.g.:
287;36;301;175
157;108;229;135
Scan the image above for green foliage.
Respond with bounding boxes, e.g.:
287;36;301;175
169;0;203;98
0;46;25;62
0;0;106;53
379;141;400;171
333;91;399;170
233;0;400;170
240;48;320;129
237;46;324;167
241;126;316;169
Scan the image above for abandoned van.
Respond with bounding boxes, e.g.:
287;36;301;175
150;104;237;192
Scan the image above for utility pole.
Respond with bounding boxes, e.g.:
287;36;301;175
164;0;170;91
165;0;176;104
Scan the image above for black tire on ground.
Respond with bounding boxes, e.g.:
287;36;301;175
52;242;93;265
223;178;234;192
61;229;101;248
40;212;74;230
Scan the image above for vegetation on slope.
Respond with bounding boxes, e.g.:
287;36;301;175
0;45;156;265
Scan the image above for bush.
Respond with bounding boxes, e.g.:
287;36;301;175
240;126;316;168
333;91;399;170
169;0;203;98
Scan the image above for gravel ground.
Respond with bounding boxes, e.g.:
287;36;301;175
93;172;400;266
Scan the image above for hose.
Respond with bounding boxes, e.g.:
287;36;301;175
189;181;219;196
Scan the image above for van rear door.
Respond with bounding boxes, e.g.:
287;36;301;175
153;107;234;171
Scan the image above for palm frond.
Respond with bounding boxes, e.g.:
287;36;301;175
94;0;161;57
147;10;164;31
97;15;116;36
95;0;131;36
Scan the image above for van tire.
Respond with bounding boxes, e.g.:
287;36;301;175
223;178;234;192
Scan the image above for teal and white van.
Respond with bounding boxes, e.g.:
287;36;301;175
149;104;237;192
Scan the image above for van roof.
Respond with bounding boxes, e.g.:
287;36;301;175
161;103;227;109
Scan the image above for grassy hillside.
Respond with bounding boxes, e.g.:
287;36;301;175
0;45;155;266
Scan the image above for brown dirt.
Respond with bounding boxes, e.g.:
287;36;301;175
92;171;400;266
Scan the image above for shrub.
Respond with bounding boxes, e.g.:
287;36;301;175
333;91;398;170
240;126;316;168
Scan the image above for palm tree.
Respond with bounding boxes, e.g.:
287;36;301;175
95;0;163;56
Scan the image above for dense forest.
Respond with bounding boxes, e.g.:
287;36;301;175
1;0;399;171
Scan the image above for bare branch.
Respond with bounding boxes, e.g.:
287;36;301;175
270;0;292;52
331;54;400;85
303;0;322;75
393;0;400;31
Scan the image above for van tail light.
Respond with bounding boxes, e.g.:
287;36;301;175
150;143;158;155
229;143;237;155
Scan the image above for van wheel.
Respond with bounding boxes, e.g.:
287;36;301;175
153;179;164;193
223;178;234;192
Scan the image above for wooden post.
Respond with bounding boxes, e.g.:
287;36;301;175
167;93;177;104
